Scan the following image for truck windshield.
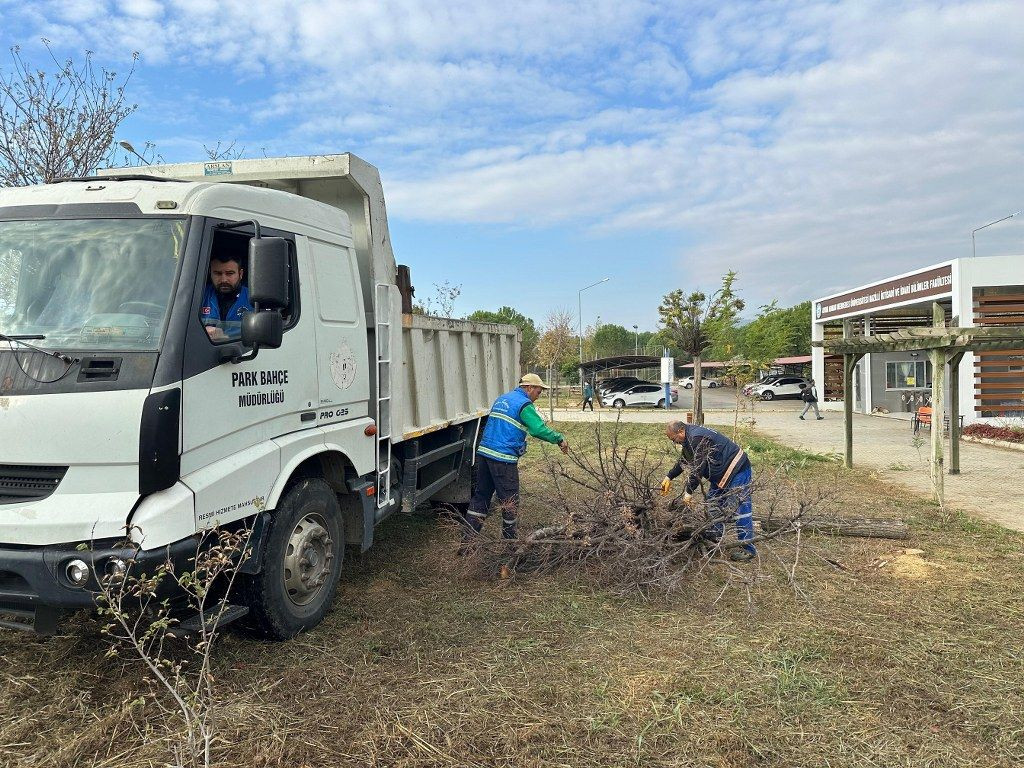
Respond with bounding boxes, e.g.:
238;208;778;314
0;218;184;351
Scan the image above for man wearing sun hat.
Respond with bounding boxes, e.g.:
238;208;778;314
465;373;569;540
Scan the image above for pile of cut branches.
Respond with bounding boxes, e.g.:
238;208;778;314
458;421;847;598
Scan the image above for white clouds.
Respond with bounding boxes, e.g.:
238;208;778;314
3;0;1023;309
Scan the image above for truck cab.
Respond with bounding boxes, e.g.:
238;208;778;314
0;155;519;637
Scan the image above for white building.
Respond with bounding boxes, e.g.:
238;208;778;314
811;255;1024;425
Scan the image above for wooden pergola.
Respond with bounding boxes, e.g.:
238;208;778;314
814;302;1024;501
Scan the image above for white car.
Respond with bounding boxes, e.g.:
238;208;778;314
752;376;810;401
678;375;722;389
743;375;783;396
603;383;679;408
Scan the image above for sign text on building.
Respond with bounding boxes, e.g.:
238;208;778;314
815;265;952;321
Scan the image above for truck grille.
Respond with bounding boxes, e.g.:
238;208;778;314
0;464;68;504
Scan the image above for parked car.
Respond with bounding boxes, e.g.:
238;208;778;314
603;383;679;408
752;376;810;400
597;376;642;395
678;375;723;389
743;375;783;396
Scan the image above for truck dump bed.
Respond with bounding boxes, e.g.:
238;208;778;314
399;314;519;440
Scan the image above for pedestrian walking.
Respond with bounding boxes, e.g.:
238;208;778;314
799;379;823;420
582;380;594;411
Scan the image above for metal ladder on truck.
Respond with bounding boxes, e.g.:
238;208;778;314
374;283;393;510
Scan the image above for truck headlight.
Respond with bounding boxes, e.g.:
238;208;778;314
65;559;90;587
105;557;128;580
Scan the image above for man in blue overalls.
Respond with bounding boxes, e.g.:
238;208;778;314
466;373;569;541
660;421;756;561
200;256;252;342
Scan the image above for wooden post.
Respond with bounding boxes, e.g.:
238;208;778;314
843;319;854;469
930;302;945;503
948;350;965;475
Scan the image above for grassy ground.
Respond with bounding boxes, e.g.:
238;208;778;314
2;423;1023;767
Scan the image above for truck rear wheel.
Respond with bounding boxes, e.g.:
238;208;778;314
240;478;344;640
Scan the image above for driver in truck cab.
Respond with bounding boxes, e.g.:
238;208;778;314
201;255;252;341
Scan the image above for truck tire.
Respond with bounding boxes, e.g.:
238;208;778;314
240;478;344;640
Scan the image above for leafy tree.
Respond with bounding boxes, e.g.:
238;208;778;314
592;323;633;358
738;300;811;361
467;306;539;371
658;271;744;425
636;330;658;355
0;42;139;185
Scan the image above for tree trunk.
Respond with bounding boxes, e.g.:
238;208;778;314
693;355;704;425
760;516;909;539
548;363;554;421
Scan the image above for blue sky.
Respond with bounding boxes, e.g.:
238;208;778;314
2;0;1023;331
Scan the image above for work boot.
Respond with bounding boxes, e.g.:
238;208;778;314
501;516;518;540
799;415;805;420
729;549;755;562
458;510;485;555
816;416;824;420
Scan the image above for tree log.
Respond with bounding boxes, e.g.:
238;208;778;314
759;516;909;540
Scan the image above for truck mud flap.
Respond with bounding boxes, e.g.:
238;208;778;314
0;604;61;636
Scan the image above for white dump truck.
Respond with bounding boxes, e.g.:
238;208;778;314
0;154;519;637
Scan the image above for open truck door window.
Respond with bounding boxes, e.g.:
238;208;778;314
197;225;299;346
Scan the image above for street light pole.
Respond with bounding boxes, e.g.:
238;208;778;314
972;211;1021;258
633;325;639;355
118;140;150;166
578;277;610;386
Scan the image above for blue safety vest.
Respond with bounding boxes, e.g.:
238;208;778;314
477;387;532;464
200;284;251;324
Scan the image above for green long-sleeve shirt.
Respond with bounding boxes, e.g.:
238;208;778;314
520;402;565;445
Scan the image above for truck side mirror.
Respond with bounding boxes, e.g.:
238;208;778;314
248;237;290;309
241;310;283;349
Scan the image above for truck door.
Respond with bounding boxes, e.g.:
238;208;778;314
307;238;370;425
178;221;319;528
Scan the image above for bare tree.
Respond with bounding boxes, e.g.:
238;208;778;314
203;140;245;161
537;309;575;420
0;42;139;185
412;280;462;318
96;525;253;768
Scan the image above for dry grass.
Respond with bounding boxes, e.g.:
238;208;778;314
2;422;1023;767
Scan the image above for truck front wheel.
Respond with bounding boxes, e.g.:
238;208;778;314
240;478;344;640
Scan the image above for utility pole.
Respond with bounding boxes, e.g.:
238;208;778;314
577;278;609;386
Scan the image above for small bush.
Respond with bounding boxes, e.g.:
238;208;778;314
963;423;1024;443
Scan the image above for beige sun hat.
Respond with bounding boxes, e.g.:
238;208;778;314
519;373;550;389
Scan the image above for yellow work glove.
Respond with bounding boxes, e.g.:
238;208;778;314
682;492;694;507
660;477;672;496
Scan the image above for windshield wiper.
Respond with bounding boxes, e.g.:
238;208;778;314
0;331;77;364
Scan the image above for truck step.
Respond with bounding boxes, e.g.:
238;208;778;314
167;603;249;638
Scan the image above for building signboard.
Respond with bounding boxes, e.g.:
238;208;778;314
815;264;953;321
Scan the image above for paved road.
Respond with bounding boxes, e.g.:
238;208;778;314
551;400;1024;533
